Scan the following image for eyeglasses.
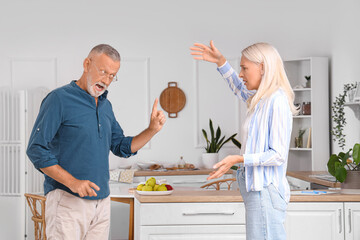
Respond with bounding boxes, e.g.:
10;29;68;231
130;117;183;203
89;59;118;82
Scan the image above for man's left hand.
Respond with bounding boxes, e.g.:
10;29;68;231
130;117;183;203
149;98;166;133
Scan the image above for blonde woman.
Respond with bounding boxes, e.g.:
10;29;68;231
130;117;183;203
190;41;297;240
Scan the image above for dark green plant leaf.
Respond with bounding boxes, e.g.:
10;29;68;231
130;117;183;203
327;154;340;177
215;127;221;144
209;119;215;144
218;133;237;150
231;138;242;149
202;129;209;142
353;143;360;165
217;136;225;148
230;165;238;170
334;165;347;183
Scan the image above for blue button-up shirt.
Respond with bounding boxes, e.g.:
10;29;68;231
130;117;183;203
26;81;136;199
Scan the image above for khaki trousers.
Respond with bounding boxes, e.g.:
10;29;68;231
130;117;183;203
45;189;110;240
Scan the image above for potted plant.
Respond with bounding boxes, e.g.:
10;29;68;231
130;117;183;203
327;143;360;193
295;129;306;148
331;83;357;149
202;119;241;169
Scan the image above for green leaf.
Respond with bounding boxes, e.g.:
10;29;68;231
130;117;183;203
209;119;215;143
202;129;209;142
334;165;347;183
231;138;242;149
230;165;238;170
217;136;226;148
353;143;360;165
215;127;221;144
327;154;340;176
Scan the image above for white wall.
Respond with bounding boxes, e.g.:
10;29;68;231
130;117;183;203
1;0;360;239
330;0;360;153
2;0;358;166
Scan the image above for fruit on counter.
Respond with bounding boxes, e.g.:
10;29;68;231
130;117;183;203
136;177;173;191
157;185;167;191
145;177;156;187
142;185;153;191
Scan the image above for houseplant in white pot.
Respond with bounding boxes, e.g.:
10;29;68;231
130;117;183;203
201;119;241;169
327;143;360;194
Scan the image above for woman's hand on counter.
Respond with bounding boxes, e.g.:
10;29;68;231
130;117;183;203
207;155;244;180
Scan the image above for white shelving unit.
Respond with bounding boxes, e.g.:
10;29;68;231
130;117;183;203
284;57;330;171
345;102;360;120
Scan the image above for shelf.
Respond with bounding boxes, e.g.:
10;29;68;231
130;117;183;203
344;102;360;120
344;102;360;106
290;148;312;151
293;88;311;92
293;115;311;119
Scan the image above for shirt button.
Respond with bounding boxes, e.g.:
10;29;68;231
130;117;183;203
37;128;40;131
99;124;101;127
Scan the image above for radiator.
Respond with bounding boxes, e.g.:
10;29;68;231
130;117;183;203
0;88;47;196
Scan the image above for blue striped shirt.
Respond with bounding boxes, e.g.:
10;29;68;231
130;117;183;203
217;62;292;202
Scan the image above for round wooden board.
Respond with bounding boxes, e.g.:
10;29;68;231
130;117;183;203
159;82;186;118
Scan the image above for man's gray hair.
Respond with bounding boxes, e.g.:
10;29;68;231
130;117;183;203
89;44;121;62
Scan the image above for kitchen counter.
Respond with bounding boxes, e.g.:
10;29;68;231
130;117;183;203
134;168;233;176
134;189;360;203
287;171;341;188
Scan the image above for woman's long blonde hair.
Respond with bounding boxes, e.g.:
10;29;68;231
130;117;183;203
242;42;298;115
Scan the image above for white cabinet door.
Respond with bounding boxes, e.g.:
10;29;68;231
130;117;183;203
285;202;344;240
344;202;360;240
139;225;246;240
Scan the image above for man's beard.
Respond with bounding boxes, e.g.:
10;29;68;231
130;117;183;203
87;75;107;98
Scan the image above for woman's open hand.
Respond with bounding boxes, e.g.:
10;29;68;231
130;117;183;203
207;155;243;180
190;40;226;67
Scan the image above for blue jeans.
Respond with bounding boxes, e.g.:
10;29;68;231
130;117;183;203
237;168;287;240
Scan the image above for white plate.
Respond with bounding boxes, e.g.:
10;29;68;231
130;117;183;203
136;190;173;196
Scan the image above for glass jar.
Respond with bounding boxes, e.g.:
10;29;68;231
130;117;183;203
302;102;311;115
178;156;185;169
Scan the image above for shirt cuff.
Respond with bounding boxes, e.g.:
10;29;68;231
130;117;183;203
243;153;260;167
217;61;231;74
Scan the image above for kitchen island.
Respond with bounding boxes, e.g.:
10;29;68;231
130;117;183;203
132;189;360;240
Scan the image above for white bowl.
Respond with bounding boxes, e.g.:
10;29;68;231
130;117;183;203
136;161;157;170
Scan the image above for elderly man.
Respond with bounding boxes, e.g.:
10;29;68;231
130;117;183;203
26;44;166;239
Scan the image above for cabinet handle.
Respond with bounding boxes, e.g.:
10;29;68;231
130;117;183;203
182;212;235;216
348;209;352;233
339;209;342;233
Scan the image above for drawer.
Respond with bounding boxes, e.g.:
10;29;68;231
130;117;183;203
138;202;245;225
139;225;246;239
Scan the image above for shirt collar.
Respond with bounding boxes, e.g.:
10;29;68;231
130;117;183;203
70;80;108;100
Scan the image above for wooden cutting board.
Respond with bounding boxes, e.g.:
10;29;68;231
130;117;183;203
160;82;186;118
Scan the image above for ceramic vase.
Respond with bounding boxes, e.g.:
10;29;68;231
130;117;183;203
202;153;219;169
341;171;360;194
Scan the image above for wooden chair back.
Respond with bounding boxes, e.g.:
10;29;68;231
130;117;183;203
200;178;237;190
24;193;47;240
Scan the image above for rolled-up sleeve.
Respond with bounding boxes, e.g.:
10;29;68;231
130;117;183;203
217;61;255;102
26;92;62;171
110;119;137;158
